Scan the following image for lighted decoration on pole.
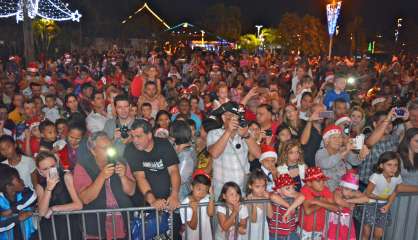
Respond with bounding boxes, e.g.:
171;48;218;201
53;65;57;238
0;0;81;23
326;1;342;58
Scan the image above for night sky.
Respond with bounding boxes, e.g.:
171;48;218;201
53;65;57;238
103;0;418;34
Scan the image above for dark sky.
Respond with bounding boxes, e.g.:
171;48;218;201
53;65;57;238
110;0;418;34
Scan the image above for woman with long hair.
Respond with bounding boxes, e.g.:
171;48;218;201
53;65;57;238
35;151;83;239
349;105;366;136
63;94;86;121
276;140;307;192
283;104;305;138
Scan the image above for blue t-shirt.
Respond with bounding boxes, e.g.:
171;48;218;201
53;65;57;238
323;89;350;109
171;113;202;135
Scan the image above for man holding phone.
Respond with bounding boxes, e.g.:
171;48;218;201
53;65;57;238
73;131;135;239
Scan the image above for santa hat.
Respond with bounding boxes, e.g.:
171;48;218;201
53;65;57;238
192;169;211;182
27;62;38;73
259;145;278;162
325;71;335;82
339;170;359;190
303;167;329;183
371;96;386;106
335;115;351;126
322;125;342;140
273;174;295;191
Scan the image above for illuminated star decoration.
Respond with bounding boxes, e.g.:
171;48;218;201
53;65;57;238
0;0;82;23
326;1;342;36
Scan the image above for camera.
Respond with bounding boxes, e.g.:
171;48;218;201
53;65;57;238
395;107;405;117
265;129;272;136
120;125;130;139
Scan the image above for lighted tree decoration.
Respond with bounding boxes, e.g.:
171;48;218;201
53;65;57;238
326;1;342;58
0;0;81;22
0;0;81;60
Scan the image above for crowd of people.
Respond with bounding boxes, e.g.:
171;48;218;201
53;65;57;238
0;46;417;240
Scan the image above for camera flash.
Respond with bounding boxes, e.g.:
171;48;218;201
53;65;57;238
347;77;356;85
107;148;117;158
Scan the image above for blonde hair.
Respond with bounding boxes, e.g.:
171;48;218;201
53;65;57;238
278;139;305;166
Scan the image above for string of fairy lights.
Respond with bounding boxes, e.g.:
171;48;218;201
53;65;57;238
0;0;81;23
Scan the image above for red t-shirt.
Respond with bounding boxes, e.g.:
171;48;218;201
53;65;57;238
130;75;144;98
22;137;40;155
299;185;333;232
269;200;297;236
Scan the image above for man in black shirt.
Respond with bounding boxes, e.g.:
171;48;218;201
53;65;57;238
124;119;181;211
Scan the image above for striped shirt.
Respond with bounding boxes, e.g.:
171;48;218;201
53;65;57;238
268;199;297;236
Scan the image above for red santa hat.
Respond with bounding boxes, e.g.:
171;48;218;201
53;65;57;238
27;62;38;73
273;174;296;191
322;125;342;140
303;167;329;183
325;71;335;82
339;170;359;190
192;169;211;181
335;115;351;126
259;145;278;162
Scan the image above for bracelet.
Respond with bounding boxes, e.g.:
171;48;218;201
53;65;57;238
46;188;53;192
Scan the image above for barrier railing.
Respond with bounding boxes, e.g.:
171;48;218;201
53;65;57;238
9;192;418;240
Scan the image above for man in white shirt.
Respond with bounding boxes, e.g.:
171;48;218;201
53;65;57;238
86;91;110;133
207;102;260;197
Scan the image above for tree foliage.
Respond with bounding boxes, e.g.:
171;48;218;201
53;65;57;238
200;3;242;40
276;13;327;55
32;19;60;54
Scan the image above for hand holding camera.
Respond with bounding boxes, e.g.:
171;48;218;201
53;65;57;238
101;164;116;180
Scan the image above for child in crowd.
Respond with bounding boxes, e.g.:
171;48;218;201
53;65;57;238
258;144;279;192
362;151;403;240
55;119;69;140
0;135;37;189
39;119;58;152
42;94;61;123
140;102;155;125
300;167;339;240
328;170;369;240
277;140;307;192
23;120;41;157
268;174;305;240
323;75;350;110
217;181;248;240
180;170;215;240
0;165;37;239
246;170;270;240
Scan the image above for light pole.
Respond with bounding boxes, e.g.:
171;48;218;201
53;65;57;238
201;30;205;45
255;25;263;39
326;1;342;59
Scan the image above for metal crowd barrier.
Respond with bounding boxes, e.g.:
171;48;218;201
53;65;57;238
11;192;418;240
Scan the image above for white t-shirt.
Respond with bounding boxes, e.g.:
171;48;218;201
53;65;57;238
246;206;269;240
216;205;248;240
2;155;36;189
369;173;402;201
180;195;213;240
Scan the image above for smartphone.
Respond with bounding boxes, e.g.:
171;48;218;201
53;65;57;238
319;111;334;119
106;147;118;165
49;167;58;179
265;129;272;136
351;134;365;150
